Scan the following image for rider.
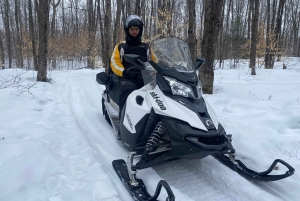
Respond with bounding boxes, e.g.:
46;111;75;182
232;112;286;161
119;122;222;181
110;15;150;113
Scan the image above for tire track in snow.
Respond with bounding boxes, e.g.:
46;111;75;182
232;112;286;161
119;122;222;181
67;75;194;201
66;73;283;201
68;78;132;201
153;158;233;201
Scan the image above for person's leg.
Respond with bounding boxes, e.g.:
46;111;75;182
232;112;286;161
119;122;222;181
118;77;138;117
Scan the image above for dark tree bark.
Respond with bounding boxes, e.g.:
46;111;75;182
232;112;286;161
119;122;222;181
187;0;196;62
28;0;38;71
36;0;50;82
199;0;224;94
0;31;4;69
265;0;285;68
97;0;104;66
274;0;285;61
50;0;61;70
135;0;141;16
15;0;24;68
1;0;12;69
113;0;122;46
103;0;112;72
265;0;271;69
87;0;97;69
126;0;131;16
249;0;259;75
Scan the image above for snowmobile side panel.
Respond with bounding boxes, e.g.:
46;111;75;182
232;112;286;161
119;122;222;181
123;89;152;133
120;104;151;150
112;159;175;201
148;86;208;131
203;98;219;130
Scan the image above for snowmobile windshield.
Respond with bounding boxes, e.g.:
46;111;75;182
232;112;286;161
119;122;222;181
141;62;157;89
150;37;194;72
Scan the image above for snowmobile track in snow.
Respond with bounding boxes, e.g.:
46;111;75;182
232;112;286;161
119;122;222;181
66;75;285;201
68;78;133;201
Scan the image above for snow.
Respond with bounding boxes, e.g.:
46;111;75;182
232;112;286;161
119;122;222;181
0;57;299;201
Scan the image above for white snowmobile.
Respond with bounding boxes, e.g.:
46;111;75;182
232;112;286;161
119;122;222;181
96;37;294;201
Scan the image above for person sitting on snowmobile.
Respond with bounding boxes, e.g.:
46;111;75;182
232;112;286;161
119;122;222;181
110;14;150;114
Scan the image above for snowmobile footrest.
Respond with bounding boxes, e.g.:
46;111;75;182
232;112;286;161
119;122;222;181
112;159;175;201
213;154;295;182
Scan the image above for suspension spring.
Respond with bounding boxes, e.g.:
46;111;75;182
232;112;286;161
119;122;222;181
146;122;164;151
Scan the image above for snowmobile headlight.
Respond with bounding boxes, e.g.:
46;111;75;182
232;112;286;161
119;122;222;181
163;76;196;99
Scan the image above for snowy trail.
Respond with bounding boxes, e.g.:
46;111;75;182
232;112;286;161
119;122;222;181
67;77;132;201
64;71;291;201
1;61;299;201
65;74;194;200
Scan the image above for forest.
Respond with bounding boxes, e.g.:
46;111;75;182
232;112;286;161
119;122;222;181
0;0;298;92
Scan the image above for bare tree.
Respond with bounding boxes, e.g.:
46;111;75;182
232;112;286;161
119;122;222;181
87;0;97;69
113;0;122;46
36;0;50;82
14;0;24;68
103;0;112;72
187;0;196;62
199;0;224;94
50;0;61;70
0;31;4;69
28;0;38;71
1;0;12;69
249;0;259;75
265;0;285;69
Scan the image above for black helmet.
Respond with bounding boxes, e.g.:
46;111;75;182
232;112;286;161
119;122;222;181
124;15;143;45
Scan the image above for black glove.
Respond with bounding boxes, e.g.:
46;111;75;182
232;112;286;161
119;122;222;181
122;66;139;80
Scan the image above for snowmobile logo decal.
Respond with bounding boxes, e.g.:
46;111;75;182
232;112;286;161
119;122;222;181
126;113;133;130
205;119;214;127
150;92;166;110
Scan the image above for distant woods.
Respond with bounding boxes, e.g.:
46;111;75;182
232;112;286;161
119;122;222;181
0;0;298;87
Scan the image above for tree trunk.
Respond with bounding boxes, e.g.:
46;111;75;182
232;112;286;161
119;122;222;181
275;0;285;61
87;0;97;69
0;31;4;69
1;0;12;69
113;0;122;46
187;0;196;62
249;0;259;75
126;0;131;16
103;0;112;72
199;0;224;94
135;0;141;16
15;0;24;68
36;0;50;82
28;0;38;71
50;0;61;70
265;0;271;69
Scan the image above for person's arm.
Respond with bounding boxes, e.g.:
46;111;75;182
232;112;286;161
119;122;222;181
110;43;125;77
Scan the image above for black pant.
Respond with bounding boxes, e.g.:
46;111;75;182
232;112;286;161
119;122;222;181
118;77;139;116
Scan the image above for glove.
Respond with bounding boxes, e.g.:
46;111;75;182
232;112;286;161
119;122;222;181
122;66;139;80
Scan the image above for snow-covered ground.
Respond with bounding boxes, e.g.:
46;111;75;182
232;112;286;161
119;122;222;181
0;58;299;201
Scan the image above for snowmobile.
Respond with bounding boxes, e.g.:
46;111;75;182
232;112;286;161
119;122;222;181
96;37;295;201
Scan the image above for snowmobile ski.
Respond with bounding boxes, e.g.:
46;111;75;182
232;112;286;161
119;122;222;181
213;154;295;182
112;159;175;201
